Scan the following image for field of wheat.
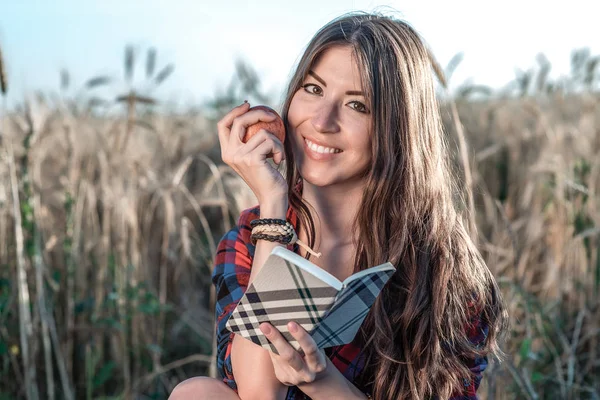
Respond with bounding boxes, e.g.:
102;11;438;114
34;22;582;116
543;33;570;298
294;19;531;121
0;45;599;400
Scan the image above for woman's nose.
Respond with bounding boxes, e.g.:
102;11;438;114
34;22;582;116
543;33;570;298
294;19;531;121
310;102;340;134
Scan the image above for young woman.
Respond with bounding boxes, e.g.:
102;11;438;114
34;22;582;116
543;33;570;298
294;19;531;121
170;11;507;400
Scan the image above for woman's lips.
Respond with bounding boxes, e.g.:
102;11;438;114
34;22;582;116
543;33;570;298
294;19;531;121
302;137;342;161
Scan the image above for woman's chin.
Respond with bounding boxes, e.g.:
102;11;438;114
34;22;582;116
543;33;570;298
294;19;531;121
300;175;331;188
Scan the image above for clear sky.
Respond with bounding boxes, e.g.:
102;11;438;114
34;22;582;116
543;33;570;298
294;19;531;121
1;0;599;108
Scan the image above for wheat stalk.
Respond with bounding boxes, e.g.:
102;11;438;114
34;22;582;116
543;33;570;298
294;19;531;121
32;195;55;400
0;46;7;96
1;45;41;399
0;45;6;271
7;140;39;400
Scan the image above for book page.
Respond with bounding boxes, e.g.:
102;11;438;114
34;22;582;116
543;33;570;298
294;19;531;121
271;246;343;290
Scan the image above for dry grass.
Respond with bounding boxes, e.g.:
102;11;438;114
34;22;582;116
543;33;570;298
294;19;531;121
0;46;599;399
443;92;600;399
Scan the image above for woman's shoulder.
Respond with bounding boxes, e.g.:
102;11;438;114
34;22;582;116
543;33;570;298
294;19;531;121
212;206;262;280
237;205;261;224
236;205;261;232
221;205;261;247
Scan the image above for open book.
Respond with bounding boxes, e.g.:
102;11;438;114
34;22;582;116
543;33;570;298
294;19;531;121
225;246;396;353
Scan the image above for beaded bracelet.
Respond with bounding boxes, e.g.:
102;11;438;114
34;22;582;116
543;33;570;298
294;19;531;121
251;232;294;244
252;223;294;235
250;218;288;227
250;218;322;258
250;226;293;244
250;225;291;243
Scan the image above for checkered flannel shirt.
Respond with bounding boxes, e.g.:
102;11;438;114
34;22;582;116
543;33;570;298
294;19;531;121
212;206;489;399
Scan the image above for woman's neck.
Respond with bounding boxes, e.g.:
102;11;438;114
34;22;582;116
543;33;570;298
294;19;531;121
300;179;364;249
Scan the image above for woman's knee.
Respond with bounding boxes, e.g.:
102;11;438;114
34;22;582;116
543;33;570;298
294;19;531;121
169;376;239;400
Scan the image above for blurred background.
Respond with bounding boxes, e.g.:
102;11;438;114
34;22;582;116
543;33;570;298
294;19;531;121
0;1;599;399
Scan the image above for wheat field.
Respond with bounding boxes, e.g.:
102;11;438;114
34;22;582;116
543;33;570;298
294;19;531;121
0;46;599;399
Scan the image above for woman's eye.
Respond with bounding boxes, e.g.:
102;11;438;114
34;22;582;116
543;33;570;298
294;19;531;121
302;84;322;95
349;101;368;113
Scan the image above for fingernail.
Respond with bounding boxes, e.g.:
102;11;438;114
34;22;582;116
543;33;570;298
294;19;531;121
289;322;298;333
260;324;271;335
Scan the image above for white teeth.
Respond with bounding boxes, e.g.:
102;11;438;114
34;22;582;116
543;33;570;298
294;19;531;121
305;139;341;154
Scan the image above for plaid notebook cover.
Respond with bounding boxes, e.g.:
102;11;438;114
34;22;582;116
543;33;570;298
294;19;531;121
310;268;395;348
225;250;339;353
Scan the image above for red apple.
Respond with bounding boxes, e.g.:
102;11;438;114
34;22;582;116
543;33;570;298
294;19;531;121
242;105;286;145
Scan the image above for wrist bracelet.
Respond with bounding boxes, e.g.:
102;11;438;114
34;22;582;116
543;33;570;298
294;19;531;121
250;218;288;227
250;217;322;258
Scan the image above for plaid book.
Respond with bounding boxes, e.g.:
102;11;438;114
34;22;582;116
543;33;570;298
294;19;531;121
225;246;395;353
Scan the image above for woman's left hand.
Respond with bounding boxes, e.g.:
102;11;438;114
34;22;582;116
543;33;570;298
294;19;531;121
259;321;328;386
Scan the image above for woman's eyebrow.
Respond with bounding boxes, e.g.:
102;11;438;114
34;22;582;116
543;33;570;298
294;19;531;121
307;70;364;96
308;70;327;87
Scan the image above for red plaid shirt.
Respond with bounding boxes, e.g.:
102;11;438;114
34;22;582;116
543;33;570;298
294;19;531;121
212;206;488;399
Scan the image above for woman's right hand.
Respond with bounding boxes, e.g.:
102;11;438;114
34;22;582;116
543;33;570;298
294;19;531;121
217;102;288;206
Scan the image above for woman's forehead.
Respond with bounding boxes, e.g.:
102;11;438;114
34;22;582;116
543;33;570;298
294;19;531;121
306;46;363;76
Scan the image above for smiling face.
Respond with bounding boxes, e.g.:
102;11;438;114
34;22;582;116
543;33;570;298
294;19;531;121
287;46;372;190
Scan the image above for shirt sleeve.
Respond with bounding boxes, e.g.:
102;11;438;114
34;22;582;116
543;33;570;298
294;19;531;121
211;207;258;391
449;312;490;400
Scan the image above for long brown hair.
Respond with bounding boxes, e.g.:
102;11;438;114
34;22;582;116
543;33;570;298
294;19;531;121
279;12;507;399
